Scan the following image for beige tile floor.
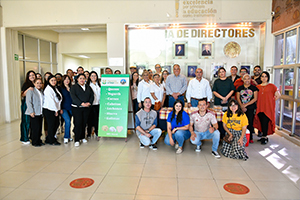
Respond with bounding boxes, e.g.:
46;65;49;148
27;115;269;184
0;120;300;200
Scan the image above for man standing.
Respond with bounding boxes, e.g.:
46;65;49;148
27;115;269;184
165;64;188;107
252;65;262;85
189;98;221;158
234;68;256;91
130;66;137;75
105;67;113;74
227;66;240;83
202;45;211;56
186;68;212;107
74;66;84;83
135;97;162;150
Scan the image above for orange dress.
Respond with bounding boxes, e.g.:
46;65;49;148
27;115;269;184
253;83;278;135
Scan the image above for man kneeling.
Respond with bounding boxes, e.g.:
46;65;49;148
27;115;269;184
189;98;221;158
135;97;162;150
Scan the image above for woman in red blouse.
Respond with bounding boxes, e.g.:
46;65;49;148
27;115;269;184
253;71;281;144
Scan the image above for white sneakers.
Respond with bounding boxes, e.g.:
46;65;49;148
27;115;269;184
82;139;88;143
74;139;88;147
74;142;80;147
64;138;68;144
22;141;30;145
176;148;183;154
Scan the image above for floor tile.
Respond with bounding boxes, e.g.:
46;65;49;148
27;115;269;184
90;193;135;200
177;165;213;179
142;164;177;178
210;166;251;180
137;177;177;196
41;160;82;174
46;191;93;200
9;160;52;172
3;188;52;200
135;195;178;200
107;163;144;177
255;180;300;199
243;165;290;181
0;187;15;199
178;179;221;198
95;176;139;194
0;171;35;187
73;162;113;175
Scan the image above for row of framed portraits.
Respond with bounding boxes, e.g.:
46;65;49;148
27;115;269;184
135;63;253;78
173;41;214;59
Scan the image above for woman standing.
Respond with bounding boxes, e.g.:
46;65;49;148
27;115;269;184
221;99;249;160
161;70;169;107
236;74;258;143
20;70;36;144
70;74;94;147
59;75;73;144
253;71;280;144
43;75;62;145
25;78;44;147
164;100;191;154
130;72;139;114
43;72;52;137
87;71;101;140
137;70;152;109
150;73;165;110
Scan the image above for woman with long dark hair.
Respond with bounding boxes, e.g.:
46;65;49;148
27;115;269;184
70;74;94;147
164;99;190;154
130;72;139;114
20;70;36;144
253;71;280;144
59;75;73;144
43;75;62;145
221;99;249;160
43;72;53;137
87;71;101;140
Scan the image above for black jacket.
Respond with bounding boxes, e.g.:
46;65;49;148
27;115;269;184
70;83;94;107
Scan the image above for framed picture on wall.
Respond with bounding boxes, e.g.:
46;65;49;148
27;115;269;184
199;41;214;59
173;41;188;59
162;64;172;74
238;63;253;75
185;63;200;78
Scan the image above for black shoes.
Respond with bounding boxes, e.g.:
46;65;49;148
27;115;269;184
140;143;145;148
149;144;158;150
261;137;269;145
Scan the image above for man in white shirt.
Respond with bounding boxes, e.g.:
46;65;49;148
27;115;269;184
186;68;212;107
189;98;220;158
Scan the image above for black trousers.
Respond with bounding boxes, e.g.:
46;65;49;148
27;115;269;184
87;105;100;137
245;108;255;140
30;115;43;145
258;112;270;137
43;108;59;144
72;107;90;142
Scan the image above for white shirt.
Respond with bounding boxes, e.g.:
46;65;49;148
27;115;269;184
149;82;165;104
186;77;212;103
80;84;86;91
137;79;152;103
43;85;62;112
36;87;44;114
90;82;101;105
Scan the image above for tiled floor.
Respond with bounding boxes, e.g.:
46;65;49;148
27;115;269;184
0;120;300;200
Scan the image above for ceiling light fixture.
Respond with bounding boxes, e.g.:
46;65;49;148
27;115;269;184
78;55;90;58
81;28;90;31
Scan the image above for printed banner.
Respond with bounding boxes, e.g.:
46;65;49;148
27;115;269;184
98;74;130;138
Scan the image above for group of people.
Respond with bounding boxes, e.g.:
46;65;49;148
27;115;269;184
134;64;280;161
20;66;107;147
20;63;280;160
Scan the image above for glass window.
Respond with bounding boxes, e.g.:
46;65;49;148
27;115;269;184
25;62;39;74
298;68;300;99
283;68;294;96
40;40;50;62
40;63;51;76
282;100;293;132
274;34;284;65
19;61;25;88
52;43;57;63
274;68;283;93
24;36;38;61
285;29;297;64
18;34;23;60
296;102;300;137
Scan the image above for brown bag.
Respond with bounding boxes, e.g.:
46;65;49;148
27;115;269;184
223;134;233;144
154;101;161;111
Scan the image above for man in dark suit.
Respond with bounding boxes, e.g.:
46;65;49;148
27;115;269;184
202;45;211;56
176;45;184;56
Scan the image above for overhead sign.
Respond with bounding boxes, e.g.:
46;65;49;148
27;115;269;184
98;74;130;138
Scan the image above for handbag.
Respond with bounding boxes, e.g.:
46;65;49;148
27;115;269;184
223;133;233;144
154;101;161;111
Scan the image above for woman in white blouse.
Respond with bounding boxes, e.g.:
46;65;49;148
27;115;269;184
43;75;62;145
87;71;101;140
137;70;152;109
150;73;166;110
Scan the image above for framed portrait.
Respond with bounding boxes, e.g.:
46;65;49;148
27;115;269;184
238;63;253;75
199;41;214;59
173;41;188;59
211;63;226;79
185;63;200;78
162;64;172;74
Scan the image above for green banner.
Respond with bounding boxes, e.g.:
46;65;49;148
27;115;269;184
98;74;130;138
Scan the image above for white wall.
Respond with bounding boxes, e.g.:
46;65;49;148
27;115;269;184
62;55;83;73
18;30;59;43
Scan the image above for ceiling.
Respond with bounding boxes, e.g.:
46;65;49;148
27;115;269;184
63;53;107;59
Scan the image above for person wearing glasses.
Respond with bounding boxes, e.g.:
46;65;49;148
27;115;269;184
137;70;153;109
154;64;162;76
252;65;262;85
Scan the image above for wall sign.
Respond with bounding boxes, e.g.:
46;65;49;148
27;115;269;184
98;74;130;138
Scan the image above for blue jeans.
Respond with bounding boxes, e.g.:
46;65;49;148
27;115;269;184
164;130;191;147
190;129;220;151
137;128;162;146
190;98;199;107
168;95;185;107
61;109;72;139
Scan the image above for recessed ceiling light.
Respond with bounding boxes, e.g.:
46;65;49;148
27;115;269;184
78;55;90;58
81;28;90;31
